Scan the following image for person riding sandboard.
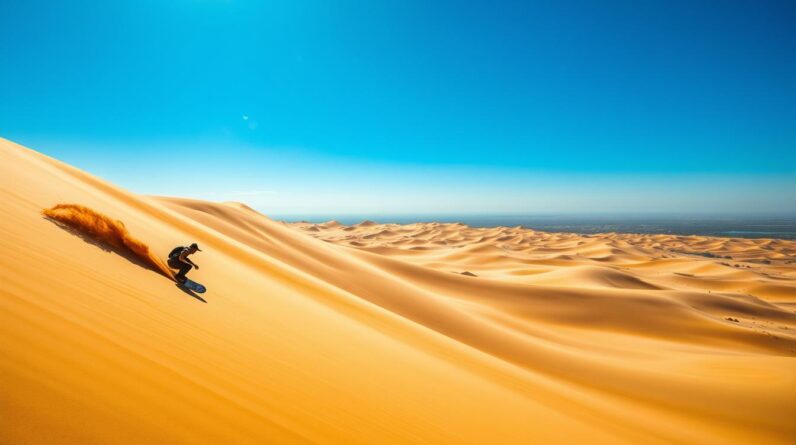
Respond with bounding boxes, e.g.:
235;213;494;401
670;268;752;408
168;243;204;292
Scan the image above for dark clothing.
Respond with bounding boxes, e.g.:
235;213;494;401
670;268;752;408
169;246;190;260
168;257;192;282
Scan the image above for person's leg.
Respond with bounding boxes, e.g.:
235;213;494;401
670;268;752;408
171;261;192;282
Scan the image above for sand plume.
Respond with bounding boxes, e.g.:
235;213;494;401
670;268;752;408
42;203;173;279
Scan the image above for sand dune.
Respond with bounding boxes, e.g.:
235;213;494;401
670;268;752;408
1;138;795;444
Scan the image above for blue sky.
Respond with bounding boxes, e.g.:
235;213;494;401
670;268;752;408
1;0;794;214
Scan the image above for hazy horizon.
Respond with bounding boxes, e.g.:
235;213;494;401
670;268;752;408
277;212;796;240
273;211;796;217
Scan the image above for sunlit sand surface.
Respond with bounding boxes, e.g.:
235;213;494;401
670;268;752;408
1;138;794;444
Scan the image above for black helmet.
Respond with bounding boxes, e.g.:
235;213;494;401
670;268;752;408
189;242;202;251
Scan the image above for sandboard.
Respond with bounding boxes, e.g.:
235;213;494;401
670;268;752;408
180;278;206;293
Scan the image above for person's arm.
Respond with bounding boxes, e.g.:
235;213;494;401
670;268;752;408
178;251;199;268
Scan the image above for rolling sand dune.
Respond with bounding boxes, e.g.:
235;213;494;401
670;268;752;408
1;138;795;444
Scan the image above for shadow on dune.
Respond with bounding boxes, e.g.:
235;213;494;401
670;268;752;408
42;203;175;275
44;216;166;275
45;213;205;302
175;283;207;303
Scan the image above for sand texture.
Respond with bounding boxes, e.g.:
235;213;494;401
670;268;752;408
1;138;795;444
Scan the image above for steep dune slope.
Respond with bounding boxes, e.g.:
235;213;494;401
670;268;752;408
1;138;795;444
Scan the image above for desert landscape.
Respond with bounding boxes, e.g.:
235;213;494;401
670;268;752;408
2;137;795;444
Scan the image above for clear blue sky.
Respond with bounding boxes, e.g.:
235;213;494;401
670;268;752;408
1;1;794;214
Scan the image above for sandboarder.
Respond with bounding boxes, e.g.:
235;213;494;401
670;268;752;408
168;243;201;284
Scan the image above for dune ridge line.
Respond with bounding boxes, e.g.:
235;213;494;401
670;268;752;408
42;203;174;279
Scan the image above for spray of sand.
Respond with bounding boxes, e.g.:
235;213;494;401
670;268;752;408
43;204;174;279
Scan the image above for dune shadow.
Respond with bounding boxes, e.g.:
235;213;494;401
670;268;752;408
175;283;207;303
43;216;164;276
45;215;206;303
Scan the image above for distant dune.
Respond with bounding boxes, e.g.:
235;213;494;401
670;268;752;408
1;137;795;445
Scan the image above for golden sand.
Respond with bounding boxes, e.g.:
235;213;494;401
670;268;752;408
1;138;794;444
